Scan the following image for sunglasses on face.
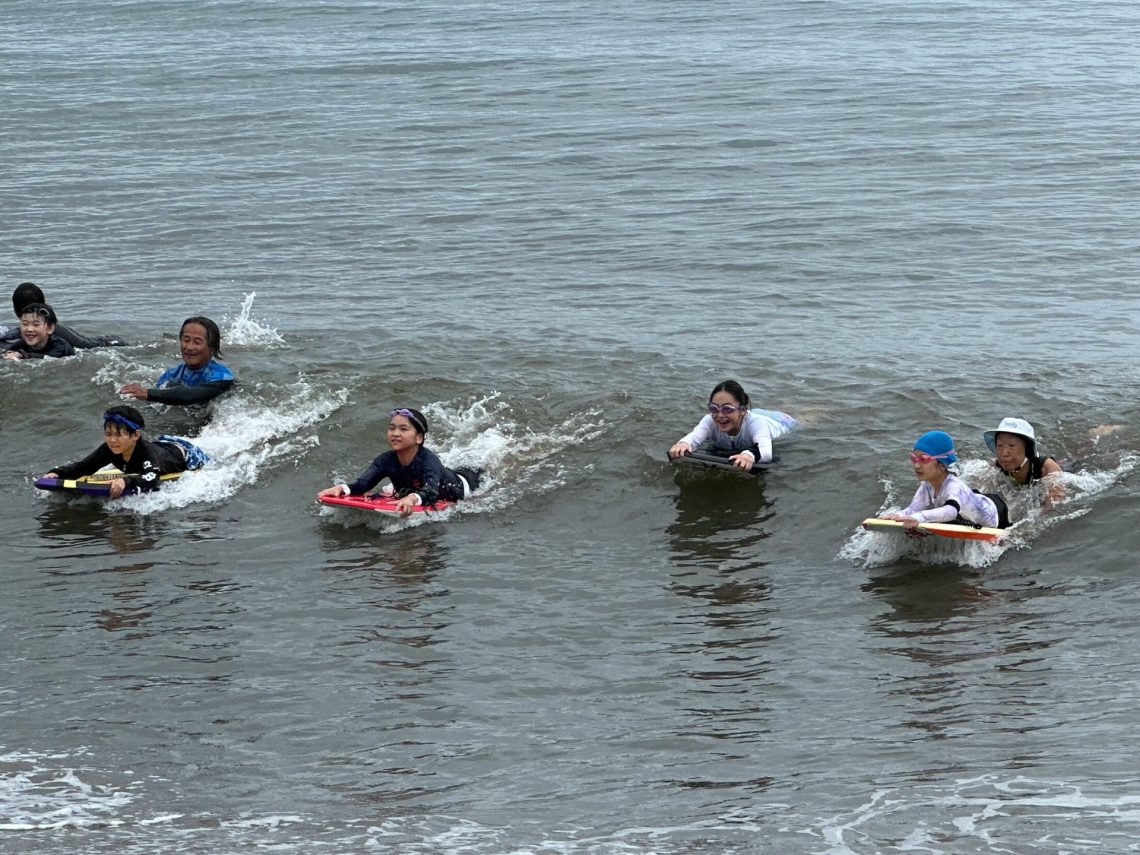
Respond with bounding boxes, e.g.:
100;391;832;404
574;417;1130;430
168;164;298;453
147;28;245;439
708;404;742;415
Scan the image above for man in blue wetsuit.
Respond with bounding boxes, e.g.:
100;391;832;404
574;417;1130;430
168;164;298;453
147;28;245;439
119;316;235;405
1;282;129;348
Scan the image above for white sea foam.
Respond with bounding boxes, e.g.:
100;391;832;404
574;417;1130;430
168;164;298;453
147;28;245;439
320;393;606;532
839;452;1139;569
811;775;1140;854
0;748;135;831
115;378;348;514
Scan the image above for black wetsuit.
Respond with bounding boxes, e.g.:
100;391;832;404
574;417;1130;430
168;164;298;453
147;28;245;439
52;438;189;494
4;334;76;359
345;446;481;505
995;454;1060;485
1;322;126;348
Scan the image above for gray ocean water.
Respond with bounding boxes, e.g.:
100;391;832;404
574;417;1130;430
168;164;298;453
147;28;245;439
3;1;1140;852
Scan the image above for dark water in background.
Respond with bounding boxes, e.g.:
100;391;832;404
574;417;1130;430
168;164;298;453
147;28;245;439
3;1;1140;852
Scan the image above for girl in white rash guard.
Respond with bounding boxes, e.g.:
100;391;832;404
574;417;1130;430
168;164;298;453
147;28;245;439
667;379;797;470
879;430;1009;530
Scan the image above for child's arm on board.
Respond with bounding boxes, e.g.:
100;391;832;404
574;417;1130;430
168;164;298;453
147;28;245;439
669;415;713;459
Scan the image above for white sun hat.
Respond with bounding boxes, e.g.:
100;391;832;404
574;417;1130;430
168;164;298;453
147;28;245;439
983;417;1037;457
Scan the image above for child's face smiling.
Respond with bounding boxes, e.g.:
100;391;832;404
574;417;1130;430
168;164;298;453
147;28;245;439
19;314;54;351
708;392;746;435
387;415;423;453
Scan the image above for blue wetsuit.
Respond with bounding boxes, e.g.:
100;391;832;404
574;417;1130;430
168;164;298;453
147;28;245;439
146;359;235;405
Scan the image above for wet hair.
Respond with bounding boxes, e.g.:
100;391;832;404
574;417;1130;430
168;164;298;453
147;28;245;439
13;282;46;316
103;404;145;433
180;316;223;358
709;379;750;408
20;302;57;326
389;407;429;437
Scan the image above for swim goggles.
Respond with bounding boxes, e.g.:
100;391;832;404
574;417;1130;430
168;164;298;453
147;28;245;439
909;451;953;464
388;408;427;434
708;404;743;415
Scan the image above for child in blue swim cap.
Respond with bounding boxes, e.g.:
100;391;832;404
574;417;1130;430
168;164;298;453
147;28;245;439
879;430;1009;530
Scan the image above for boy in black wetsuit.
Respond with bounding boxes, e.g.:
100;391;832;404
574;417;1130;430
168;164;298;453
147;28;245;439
41;405;209;498
1;282;128;348
2;303;76;360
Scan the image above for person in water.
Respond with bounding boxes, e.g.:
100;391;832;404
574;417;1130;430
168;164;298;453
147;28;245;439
879;430;1010;530
2;303;77;360
119;316;235;405
1;282;128;348
984;417;1064;506
667;379;797;469
40;405;209;498
316;407;483;516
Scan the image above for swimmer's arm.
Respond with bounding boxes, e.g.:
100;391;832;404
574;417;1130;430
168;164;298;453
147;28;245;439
343;454;395;496
1042;458;1065;507
144;380;234;405
53;323;104;350
739;416;775;463
670;416;713;458
49;446;115;480
879;486;934;526
914;504;959;524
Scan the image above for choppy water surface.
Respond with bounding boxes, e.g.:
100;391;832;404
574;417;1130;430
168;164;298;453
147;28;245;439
3;1;1140;852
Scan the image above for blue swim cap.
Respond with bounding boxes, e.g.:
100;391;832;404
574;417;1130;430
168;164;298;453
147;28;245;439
914;430;957;464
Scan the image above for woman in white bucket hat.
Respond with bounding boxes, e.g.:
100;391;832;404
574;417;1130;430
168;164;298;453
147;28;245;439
983;417;1063;504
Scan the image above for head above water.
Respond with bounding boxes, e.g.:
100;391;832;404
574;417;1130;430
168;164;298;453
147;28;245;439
983;417;1037;460
12;282;45;317
180;316;223;360
708;379;750;409
20;302;57;327
388;407;428;437
102;404;145;435
913;430;958;465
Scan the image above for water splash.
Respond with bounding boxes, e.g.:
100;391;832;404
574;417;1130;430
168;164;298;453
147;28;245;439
222;292;285;347
319;393;606;531
114;378;349;514
840;453;1139;568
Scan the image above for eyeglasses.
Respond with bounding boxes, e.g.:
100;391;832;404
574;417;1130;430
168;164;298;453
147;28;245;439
910;451;952;464
708;404;743;415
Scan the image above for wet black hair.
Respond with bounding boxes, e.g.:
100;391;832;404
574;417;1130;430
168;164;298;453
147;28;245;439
19;302;57;326
709;379;750;408
103;404;146;433
13;282;45;316
180;316;223;359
